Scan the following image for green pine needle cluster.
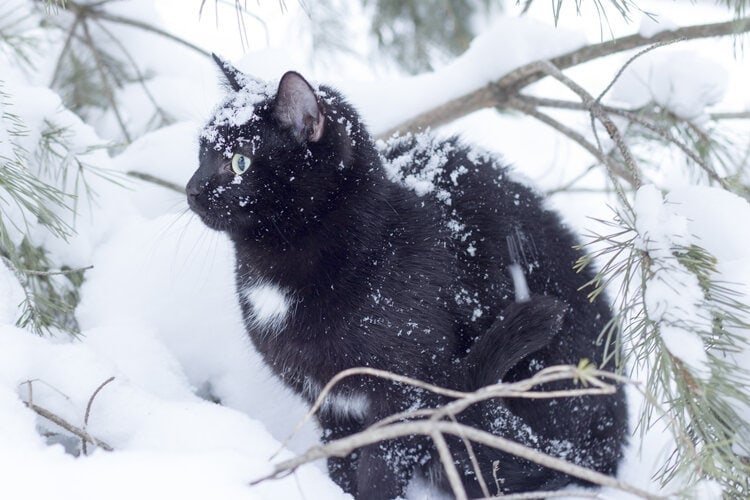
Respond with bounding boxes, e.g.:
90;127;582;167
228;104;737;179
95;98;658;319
0;84;82;335
576;202;750;496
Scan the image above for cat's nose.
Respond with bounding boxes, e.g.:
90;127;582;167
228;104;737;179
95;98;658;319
185;175;205;198
186;182;200;197
185;176;207;211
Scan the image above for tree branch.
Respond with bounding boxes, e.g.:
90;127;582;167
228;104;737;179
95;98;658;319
379;17;750;138
126;171;185;194
253;420;661;500
534;60;643;188
82;376;115;455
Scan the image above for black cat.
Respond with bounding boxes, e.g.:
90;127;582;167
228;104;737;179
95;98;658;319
186;55;628;499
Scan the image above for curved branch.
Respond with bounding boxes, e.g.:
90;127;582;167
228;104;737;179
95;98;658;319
126;171;185;193
380;17;750;138
253;420;662;500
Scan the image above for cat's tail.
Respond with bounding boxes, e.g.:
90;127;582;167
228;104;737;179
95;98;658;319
443;296;572;496
464;295;566;389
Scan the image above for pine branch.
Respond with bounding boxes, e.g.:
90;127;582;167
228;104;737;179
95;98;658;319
517;95;736;189
505;95;635;204
577;201;750;496
379;17;750;138
79;18;132;143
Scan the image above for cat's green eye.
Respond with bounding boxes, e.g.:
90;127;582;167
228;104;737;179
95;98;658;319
231;153;251;175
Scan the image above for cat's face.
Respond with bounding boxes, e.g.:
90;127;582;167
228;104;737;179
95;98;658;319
187;57;341;235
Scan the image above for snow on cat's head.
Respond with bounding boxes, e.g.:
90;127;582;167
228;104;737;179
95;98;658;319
200;55;277;155
186;56;361;235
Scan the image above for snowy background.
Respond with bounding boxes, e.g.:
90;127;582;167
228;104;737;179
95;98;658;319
1;0;749;498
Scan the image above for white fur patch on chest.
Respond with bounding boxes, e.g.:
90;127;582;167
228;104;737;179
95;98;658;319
241;281;290;330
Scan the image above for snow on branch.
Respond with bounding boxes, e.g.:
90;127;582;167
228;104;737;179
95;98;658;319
379;17;750;139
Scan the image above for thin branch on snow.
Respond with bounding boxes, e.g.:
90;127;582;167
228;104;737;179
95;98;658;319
82;376;115;456
266;365;652;499
379;17;750;138
22;380;113;453
710;111;750;120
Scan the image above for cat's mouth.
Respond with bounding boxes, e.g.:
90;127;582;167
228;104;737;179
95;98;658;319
187;197;226;231
189;207;235;233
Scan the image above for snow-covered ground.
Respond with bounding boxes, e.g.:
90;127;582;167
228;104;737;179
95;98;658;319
1;0;749;498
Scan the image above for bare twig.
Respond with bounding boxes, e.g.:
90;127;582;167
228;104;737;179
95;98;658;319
254;420;661;500
536;60;643;189
710;111;750;120
505;96;633;207
484;490;604;499
275;364;621;459
432;430;468;500
24;401;114;452
82;376;115;455
379;17;750;138
268;365;639;498
126;171;185;194
2;256;93;277
449;413;490;498
21;379;113;453
595;38;685;102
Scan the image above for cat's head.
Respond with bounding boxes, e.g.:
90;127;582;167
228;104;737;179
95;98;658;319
187;55;367;235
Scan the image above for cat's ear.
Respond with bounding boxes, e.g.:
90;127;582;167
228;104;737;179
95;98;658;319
274;71;325;143
212;53;244;92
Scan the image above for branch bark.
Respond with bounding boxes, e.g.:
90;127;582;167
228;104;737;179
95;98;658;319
379;17;750;138
24;401;113;452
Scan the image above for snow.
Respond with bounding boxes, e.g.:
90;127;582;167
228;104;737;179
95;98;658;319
610;49;728;120
340;16;588;134
638;12;678;38
1;0;750;498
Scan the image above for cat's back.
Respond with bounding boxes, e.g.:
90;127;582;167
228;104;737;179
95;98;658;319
378;133;609;358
